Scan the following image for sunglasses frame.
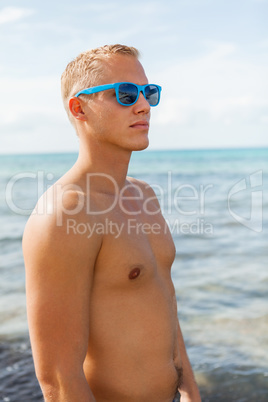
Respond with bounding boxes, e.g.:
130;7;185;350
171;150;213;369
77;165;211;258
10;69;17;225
74;82;162;107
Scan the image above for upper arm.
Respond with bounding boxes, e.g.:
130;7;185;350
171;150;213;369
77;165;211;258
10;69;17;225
23;201;102;381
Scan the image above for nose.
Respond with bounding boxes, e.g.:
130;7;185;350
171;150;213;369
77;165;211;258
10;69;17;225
133;91;151;114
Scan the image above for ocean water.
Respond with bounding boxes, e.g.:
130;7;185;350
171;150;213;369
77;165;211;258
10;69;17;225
0;148;268;401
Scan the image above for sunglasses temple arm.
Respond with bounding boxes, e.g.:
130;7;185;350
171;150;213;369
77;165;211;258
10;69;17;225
75;84;116;97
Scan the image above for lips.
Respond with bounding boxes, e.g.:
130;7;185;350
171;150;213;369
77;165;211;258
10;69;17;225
130;120;149;129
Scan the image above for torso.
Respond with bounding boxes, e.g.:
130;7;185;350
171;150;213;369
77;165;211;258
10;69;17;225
64;175;182;402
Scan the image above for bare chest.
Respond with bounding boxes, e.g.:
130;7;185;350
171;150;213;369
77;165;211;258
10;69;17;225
93;206;176;287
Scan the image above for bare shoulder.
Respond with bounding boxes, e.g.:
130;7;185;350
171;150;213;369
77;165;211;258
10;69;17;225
23;181;102;272
127;176;161;211
127;176;157;196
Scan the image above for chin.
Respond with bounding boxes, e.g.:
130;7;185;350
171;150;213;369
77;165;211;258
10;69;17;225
132;139;149;152
132;133;149;151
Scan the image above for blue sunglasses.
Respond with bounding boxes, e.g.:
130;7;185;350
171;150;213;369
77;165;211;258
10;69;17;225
74;82;162;107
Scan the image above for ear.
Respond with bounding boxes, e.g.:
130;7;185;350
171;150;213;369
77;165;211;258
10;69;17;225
69;97;87;121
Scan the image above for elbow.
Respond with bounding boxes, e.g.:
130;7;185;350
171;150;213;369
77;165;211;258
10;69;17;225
36;369;61;400
35;364;86;400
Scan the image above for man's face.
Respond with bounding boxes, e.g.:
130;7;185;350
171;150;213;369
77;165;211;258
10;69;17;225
82;54;151;152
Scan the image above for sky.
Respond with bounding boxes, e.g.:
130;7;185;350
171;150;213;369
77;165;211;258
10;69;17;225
0;0;267;154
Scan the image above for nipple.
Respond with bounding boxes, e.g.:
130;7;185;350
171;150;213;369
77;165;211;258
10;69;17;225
128;267;141;280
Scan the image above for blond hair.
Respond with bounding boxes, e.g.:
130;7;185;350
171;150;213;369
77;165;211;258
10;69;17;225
61;44;140;120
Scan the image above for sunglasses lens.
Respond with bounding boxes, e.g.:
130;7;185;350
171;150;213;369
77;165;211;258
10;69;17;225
118;84;138;105
145;85;160;106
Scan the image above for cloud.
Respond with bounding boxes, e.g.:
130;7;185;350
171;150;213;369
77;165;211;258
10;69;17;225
153;41;268;128
0;75;61;125
154;98;192;125
0;73;80;154
0;7;34;25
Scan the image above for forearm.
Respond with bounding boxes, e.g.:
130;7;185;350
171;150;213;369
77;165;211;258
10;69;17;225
177;321;201;401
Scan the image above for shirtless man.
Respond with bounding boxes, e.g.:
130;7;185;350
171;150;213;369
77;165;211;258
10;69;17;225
23;44;201;402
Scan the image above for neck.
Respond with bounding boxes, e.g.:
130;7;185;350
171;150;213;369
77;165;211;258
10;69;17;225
75;137;132;191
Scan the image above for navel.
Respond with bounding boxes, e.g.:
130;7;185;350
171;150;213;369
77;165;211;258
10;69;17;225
128;267;141;280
